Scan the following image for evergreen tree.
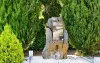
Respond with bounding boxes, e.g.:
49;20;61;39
62;0;100;55
0;0;41;50
0;24;24;63
40;0;62;22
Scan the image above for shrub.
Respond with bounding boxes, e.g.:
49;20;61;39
0;0;41;50
61;0;100;55
0;24;24;63
31;19;45;51
40;0;62;22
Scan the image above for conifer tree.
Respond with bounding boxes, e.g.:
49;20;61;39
0;0;41;50
62;0;100;55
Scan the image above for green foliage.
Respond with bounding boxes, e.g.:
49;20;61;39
62;0;100;55
30;0;62;51
31;19;45;51
0;0;41;50
22;0;41;50
41;0;62;22
0;24;24;63
40;0;51;5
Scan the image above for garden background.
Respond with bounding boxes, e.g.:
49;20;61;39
0;0;100;63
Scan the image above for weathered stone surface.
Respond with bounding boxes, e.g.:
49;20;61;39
42;17;68;59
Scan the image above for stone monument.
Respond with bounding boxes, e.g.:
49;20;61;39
42;17;68;59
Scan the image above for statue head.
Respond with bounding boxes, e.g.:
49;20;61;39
48;17;65;31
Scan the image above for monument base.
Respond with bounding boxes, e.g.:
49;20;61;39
42;41;68;59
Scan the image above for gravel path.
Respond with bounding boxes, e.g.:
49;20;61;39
23;55;96;63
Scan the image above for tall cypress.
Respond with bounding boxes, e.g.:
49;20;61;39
61;0;100;55
0;0;41;50
40;0;62;22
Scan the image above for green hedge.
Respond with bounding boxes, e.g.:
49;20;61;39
61;0;100;55
0;24;24;63
30;19;45;51
0;0;41;50
40;0;61;22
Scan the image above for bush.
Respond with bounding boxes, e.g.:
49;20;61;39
0;24;24;63
40;0;62;22
61;0;100;55
31;19;45;51
0;0;41;50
